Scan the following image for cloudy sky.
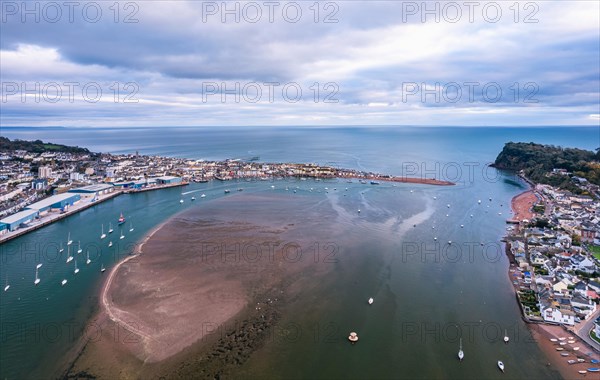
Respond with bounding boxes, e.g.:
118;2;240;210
1;1;599;126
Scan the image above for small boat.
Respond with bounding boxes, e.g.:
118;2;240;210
498;361;504;372
34;263;42;285
108;241;113;247
434;237;437;241
503;330;509;343
550;338;557;342
86;250;91;265
201;194;206;198
224;189;230;194
77;241;82;254
567;360;577;364
370;181;380;185
4;279;10;292
74;259;79;274
66;245;73;263
61;279;67;286
118;213;125;224
59;242;64;253
108;223;114;234
460;224;464;228
448;241;452;245
120;230;125;240
558;337;566;341
458;338;464;361
180;199;184;203
358;209;361;213
101;264;106;273
579;370;587;374
129;222;134;232
191;196;196;201
67;232;73;245
348;332;359;343
568;340;576;344
447;204;450;208
238;188;243;192
588;368;600;372
556;347;564;351
592;360;600;364
100;224;106;239
368;297;374;305
561;353;569;357
578;359;585;363
559;342;567;346
478;200;481;204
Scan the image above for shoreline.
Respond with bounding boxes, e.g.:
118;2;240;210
58;221;168;379
508;185;600;379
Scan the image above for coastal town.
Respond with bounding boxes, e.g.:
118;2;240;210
506;171;600;367
0;140;453;241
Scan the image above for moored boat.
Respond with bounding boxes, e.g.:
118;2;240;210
497;361;504;372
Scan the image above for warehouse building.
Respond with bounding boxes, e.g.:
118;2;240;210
0;209;40;232
156;176;182;185
26;193;81;215
69;184;114;195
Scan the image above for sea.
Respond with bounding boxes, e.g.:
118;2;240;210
0;126;598;379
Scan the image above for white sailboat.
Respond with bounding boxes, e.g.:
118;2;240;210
119;228;125;240
59;242;64;253
108;241;113;247
100;224;106;239
200;194;206;198
34;263;42;285
66;245;73;263
101;264;106;273
108;222;114;234
67;232;73;245
129;221;134;232
191;196;196;201
368;297;374;305
74;259;79;274
61;279;67;286
503;330;509;343
458;338;464;361
497;361;504;372
77;241;82;254
86;250;91;265
4;278;10;292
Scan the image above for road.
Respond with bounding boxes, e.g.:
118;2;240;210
572;307;600;353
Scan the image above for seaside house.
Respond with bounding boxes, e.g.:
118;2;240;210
540;302;576;325
571;295;596;319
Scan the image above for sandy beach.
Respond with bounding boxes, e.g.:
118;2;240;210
65;192;341;379
529;323;600;379
511;189;539;222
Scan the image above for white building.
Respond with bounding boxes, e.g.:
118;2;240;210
541;307;576;325
38;166;52;178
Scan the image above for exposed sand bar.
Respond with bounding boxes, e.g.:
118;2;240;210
67;192;342;378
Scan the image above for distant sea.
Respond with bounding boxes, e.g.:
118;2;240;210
0;126;598;379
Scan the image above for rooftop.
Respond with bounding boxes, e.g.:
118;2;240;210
0;209;38;224
26;193;80;210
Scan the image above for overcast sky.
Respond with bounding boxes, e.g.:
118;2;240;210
1;1;599;127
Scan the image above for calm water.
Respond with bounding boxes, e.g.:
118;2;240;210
0;126;597;379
